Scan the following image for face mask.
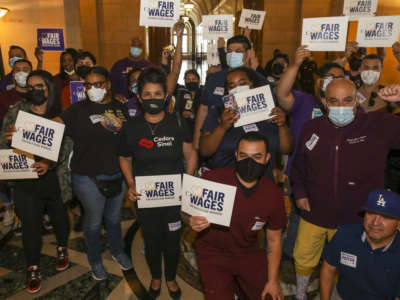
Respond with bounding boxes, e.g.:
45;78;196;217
271;63;285;76
141;98;165;114
9;57;23;68
186;82;199;91
230;85;250;95
328;106;355;127
14;71;29;88
130;47;143;58
226;52;244;68
26;89;47;105
131;85;138;95
87;87;107;103
361;70;380;86
235;157;266;182
76;66;92;78
64;69;75;76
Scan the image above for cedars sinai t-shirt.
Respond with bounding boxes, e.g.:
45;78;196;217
60;99;129;176
119;114;192;176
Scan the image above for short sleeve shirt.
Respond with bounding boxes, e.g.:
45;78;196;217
60;99;129;176
323;223;400;300
119;113;192;176
200;70;229;108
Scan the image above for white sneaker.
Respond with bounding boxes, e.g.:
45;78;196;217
3;208;14;226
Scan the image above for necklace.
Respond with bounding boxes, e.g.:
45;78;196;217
146;122;160;136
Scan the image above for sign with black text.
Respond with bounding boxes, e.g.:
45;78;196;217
139;0;180;28
202;15;234;40
181;174;237;227
356;16;400;47
136;174;181;208
301;16;349;51
343;0;378;21
70;81;86;104
238;9;266;30
37;28;65;52
0;149;38;180
12;111;65;162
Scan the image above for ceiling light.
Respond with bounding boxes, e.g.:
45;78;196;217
184;2;194;9
0;7;9;19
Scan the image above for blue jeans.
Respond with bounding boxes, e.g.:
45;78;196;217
72;172;126;267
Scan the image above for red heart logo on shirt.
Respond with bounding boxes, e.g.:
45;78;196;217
139;138;154;149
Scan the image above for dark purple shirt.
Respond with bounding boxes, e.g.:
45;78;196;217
286;90;322;175
126;96;141;118
110;57;152;98
290;110;400;229
0;73;14;93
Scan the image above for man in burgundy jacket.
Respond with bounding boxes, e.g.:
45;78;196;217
290;78;400;300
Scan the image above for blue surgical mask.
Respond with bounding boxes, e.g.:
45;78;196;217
130;47;142;58
328;106;355;127
226;52;244;68
131;85;138;95
9;57;23;68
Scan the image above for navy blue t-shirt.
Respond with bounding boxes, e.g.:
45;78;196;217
202;107;279;180
201;70;229;108
323;223;400;300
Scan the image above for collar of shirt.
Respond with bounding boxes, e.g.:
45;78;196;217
361;230;399;253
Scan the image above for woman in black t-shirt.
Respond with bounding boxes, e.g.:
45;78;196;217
119;67;197;299
54;66;133;280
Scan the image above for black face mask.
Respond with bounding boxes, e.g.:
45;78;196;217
271;63;285;76
76;65;91;78
235;157;266;182
26;89;47;105
141;98;165;114
186;82;199;92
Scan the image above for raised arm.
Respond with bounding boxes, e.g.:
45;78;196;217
166;21;184;96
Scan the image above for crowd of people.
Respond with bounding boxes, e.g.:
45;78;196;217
0;19;399;300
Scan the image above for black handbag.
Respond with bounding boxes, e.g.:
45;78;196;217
90;176;123;198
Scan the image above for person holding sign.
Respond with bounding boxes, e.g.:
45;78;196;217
119;63;197;299
200;67;293;180
54;66;132;280
187;132;287;300
290;78;400;300
1;70;71;294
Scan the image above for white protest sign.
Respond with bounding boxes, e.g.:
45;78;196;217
207;44;221;66
202;15;234;40
12;111;65;162
356;16;400;47
139;0;180;28
238;9;266;30
343;0;378;21
0;149;38;180
233;85;275;128
181;174;237;227
301;16;349;51
136;174;181;208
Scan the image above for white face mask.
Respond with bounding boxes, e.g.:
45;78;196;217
361;70;380;86
87;87;107;103
230;85;250;95
64;69;75;76
14;71;29;88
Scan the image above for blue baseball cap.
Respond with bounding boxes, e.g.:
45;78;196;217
361;189;400;219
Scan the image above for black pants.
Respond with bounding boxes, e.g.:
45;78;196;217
14;170;70;266
136;205;181;281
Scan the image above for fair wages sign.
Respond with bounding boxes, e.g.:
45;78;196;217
136;174;181;208
238;9;266;30
181;174;237;227
301;16;349;51
37;28;65;52
343;0;378;21
233;85;275;128
70;81;86;104
202;15;234;40
0;149;38;180
356;16;400;47
12;111;65;162
139;0;180;28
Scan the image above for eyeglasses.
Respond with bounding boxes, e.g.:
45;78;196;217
84;81;105;89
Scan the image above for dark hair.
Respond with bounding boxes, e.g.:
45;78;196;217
273;53;289;65
226;66;266;90
9;45;27;58
59;48;78;79
26;70;62;119
74;51;97;66
137;67;167;97
13;59;32;70
349;57;362;72
227;35;251;51
317;62;345;77
237;131;269;152
362;54;383;65
184;69;200;81
127;68;142;85
84;66;110;81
